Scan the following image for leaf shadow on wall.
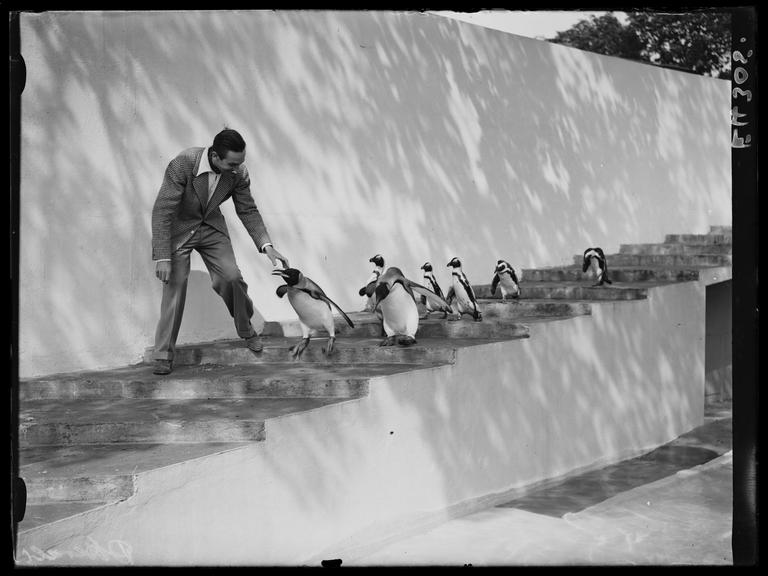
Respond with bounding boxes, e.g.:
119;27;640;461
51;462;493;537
19;10;727;556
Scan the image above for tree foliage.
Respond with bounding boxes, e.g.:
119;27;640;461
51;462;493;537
550;12;731;78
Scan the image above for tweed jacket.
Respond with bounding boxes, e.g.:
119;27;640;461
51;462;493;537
151;147;272;261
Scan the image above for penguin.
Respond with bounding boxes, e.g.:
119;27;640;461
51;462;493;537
582;247;613;286
446;257;482;321
358;254;385;313
273;268;355;360
364;266;452;347
490;259;521;301
419;262;451;319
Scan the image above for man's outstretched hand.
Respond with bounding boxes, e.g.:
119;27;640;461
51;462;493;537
264;245;290;269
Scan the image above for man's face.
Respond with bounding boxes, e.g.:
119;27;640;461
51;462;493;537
212;150;245;175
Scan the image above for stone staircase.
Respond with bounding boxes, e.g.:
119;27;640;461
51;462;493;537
16;225;731;563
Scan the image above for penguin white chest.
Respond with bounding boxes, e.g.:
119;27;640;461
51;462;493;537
379;284;418;337
423;276;439;310
452;276;474;311
589;258;602;277
499;274;519;296
287;289;332;332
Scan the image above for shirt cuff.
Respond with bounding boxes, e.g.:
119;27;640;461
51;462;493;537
260;243;273;253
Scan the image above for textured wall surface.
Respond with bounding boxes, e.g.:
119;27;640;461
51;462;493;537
16;280;705;565
19;11;731;376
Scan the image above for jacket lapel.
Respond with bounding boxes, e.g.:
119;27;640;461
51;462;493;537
193;173;209;210
204;171;233;217
191;148;209;210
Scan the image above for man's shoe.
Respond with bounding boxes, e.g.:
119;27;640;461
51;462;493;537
153;359;173;375
245;335;264;354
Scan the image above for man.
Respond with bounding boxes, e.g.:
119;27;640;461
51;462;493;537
151;128;289;375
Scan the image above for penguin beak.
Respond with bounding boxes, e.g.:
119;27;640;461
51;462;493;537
272;269;288;278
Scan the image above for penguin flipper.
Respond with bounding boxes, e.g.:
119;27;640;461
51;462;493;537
358;286;368;297
363;280;378;298
276;285;289;298
321;295;355;328
458;275;478;305
430;278;446;300
446;286;455;304
408;282;451;311
491;273;500;296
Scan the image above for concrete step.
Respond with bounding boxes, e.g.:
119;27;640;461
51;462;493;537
20;442;251;506
261;313;530;340
19;396;348;447
664;233;732;245
478;299;592;319
473;282;648;301
19;332;537;532
520;266;703;284
619;243;733;256
571;253;732;267
142;336;521;367
19;362;436;401
21;502;117;533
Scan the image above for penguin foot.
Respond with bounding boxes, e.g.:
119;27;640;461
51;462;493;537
289;338;310;360
324;336;336;356
473;312;483;322
379;336;398;347
397;335;417;346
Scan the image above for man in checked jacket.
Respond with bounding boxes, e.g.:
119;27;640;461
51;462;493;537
151;128;289;375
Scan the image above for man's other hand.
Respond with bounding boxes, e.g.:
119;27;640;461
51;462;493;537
155;261;172;283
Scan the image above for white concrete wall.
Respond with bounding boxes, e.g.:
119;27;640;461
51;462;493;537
17;280;705;565
19;10;731;377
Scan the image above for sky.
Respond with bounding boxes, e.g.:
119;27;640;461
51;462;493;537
432;10;627;40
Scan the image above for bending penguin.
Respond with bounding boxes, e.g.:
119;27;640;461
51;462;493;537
446;257;483;321
364;266;452;346
359;254;385;313
582;247;613;286
273;268;355;360
491;259;521;301
419;262;451;319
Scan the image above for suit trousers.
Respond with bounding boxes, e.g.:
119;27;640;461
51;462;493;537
153;223;257;361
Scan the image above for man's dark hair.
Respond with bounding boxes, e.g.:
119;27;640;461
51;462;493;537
212;128;246;158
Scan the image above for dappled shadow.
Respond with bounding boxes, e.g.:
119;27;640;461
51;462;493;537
386;276;717;523
499;417;731;517
18;10;730;560
19;10;730;377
